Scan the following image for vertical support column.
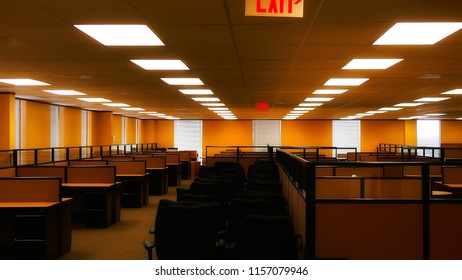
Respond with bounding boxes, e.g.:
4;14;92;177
0;92;16;150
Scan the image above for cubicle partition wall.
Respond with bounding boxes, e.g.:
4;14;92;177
276;148;462;260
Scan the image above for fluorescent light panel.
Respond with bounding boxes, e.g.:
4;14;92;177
324;78;369;86
201;103;225;107
161;78;203;85
379;107;403;111
305;97;333;102
44;90;86;96
179;89;213;95
415;97;450;102
313;89;348;94
374;22;462;45
441;89;462;95
78;98;111;102
192;97;220;102
121;107;145;111
342;59;403;70
208;107;229;111
0;79;50;86
102;103;130;107
299;103;323;107
131;60;189;70
74;24;164;46
394;103;424;107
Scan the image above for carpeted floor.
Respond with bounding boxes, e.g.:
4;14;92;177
59;180;190;260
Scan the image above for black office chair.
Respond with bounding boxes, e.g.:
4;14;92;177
234;214;301;260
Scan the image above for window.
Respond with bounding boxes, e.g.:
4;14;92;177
417;120;440;157
332;120;361;154
15;99;21;149
50;105;59;147
81;110;88;146
252;120;281;150
174;120;202;160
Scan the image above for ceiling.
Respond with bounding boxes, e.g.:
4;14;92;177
0;0;461;120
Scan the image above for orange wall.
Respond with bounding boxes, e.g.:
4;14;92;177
203;120;253;157
112;115;123;144
140;120;156;143
281;120;332;146
61;107;82;147
404;120;417;146
155;120;174;149
0;93;15;149
441;121;462;143
125;117;137;144
22;101;51;148
90;111;113;145
361;120;405;152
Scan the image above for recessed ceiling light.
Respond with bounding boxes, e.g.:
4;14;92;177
78;98;111;102
201;103;225;107
139;111;158;114
131;60;189;70
299;103;323;107
148;113;166;116
324;78;369;86
342;59;403;70
223;116;238;120
161;78;203;85
192;97;220;102
102;103;130;107
367;111;387;114
44;90;86;96
215;111;232;114
208;107;229;111
74;24;164;46
216;112;234;116
441;89;462;95
313;89;348;94
378;107;403;111
373;22;462;45
425;113;446;116
394;103;424;107
305;97;333;102
415;97;450;102
0;78;50;86
121;107;145;111
356;113;374;116
163;116;180;120
341;116;358;120
179;89;213;95
457;118;462;120
293;107;314;111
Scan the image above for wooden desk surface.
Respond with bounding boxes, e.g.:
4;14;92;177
146;167;167;171
0;202;60;208
62;183;115;188
444;183;462;188
116;173;148;177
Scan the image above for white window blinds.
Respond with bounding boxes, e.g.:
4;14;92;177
417;120;440;157
332;120;361;153
253;120;281;149
174;120;202;160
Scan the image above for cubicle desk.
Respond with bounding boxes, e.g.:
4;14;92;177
136;156;168;195
0;202;60;260
116;173;149;207
108;160;149;207
61;183;119;228
147;167;168;195
165;153;181;186
179;151;191;180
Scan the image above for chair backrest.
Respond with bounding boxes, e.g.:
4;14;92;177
235;214;298;260
155;202;217;260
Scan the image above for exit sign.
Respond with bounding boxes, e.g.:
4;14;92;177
245;0;304;18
